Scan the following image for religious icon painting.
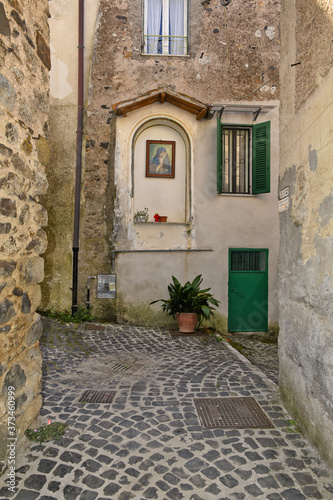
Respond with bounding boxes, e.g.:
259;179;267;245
146;140;175;178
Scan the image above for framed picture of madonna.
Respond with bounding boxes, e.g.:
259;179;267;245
146;140;175;178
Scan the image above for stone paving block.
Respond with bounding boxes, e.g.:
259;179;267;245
244;483;264;496
219;473;239;488
142;486;158;498
215;458;235;472
234;468;252;480
59;451;82;464
13;491;39;500
78;491;98;500
258;475;280;489
189;474;206;488
82;474;105;488
275;473;295;487
280;488;306;499
63;485;83;499
103;483;122;496
165;487;184;499
81;459;101;472
37;459;57;473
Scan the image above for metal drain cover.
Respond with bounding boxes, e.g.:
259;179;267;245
111;363;131;371
78;390;116;404
194;397;273;429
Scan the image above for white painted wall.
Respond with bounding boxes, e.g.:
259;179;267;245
113;101;280;330
134;124;187;223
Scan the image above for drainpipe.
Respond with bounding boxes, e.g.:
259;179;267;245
72;0;84;316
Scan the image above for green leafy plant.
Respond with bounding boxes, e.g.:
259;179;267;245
42;307;95;323
285;419;302;433
150;275;220;324
25;422;68;443
134;207;149;222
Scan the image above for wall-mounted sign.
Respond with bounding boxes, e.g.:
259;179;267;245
278;196;289;213
279;185;290;213
97;274;116;299
279;186;289;200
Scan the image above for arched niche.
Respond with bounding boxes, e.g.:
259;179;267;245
132;118;191;223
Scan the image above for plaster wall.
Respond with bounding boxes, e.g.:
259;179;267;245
279;0;333;466
45;0;281;320
111;102;280;330
40;0;99;312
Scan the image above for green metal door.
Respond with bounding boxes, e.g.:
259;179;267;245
228;249;268;332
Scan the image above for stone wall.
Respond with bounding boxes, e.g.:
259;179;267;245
0;0;49;471
279;0;333;466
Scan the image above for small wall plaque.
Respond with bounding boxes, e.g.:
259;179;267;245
278;196;289;213
279;186;289;200
97;274;116;299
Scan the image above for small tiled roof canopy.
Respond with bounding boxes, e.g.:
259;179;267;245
112;88;211;120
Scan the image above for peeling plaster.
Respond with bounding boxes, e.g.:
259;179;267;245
50;54;73;99
199;53;211;65
308;145;318;171
319;192;333;228
265;26;276;40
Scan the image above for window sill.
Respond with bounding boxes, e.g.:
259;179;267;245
141;53;190;58
133;221;190;225
218;193;256;198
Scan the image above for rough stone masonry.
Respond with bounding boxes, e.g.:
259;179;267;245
0;0;50;472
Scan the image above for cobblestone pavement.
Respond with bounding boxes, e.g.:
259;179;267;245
1;319;333;500
223;333;279;386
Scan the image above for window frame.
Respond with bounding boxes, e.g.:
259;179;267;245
142;0;189;56
217;118;270;195
222;125;252;195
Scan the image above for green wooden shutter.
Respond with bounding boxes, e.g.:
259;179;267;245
252;121;270;194
217;115;223;194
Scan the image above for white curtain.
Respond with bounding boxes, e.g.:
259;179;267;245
147;0;163;54
169;0;185;55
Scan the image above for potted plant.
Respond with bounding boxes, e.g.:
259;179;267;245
151;275;220;333
134;207;149;223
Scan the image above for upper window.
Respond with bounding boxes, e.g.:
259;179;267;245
143;0;188;56
217;120;271;195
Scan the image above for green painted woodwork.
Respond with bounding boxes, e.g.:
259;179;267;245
217;115;223;194
228;249;268;332
217;120;271;194
252;121;271;194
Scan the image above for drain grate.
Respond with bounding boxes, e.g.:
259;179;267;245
78;390;116;404
194;397;273;429
85;324;105;331
111;363;131;371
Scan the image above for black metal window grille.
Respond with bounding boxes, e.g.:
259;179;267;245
223;128;250;194
231;250;266;272
145;34;188;55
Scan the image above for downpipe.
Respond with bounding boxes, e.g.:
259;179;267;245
72;0;84;316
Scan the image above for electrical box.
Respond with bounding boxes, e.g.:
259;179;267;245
97;274;116;299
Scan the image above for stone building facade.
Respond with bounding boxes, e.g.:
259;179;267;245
279;0;333;466
0;0;49;469
44;0;281;333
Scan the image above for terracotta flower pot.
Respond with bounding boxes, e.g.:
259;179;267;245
176;312;198;333
159;216;167;222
